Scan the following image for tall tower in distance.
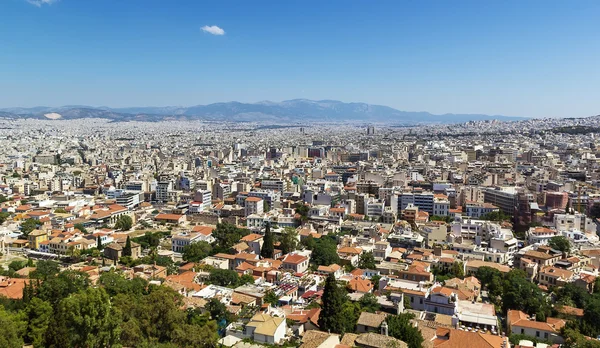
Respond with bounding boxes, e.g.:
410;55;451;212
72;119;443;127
367;126;375;135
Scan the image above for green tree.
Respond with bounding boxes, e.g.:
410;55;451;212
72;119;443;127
279;227;299;254
0;211;11;224
205;298;231;324
502;269;550;321
74;223;88;233
36;270;91;306
358;251;376;269
239;273;255;286
24;297;53;348
115;215;133;231
480;211;510;222
311;237;340;266
264;290;280;306
301;234;317;250
583;298;600;337
57;287;121;348
450;261;465;279
371;274;381;291
261;222;274;258
8;260;27;273
172;322;219;348
548;235;571;254
475;266;503;301
0;306;25;348
30;260;60;280
53;208;67;214
20;218;39;236
359;293;381;313
208;269;239;287
211;223;250;254
386;312;424;348
123;236;132;257
555;283;590;308
318;273;349;334
182;241;212;263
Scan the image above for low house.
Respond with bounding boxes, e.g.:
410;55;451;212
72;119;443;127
507;310;565;344
154;213;186;225
299;330;339;348
240;233;264;255
281;253;309;274
464;260;510;276
315;264;343;278
244;313;287;345
356;312;387;333
537;266;574;287
0;277;29;299
347;276;374;294
433;327;509;347
28;229;48;250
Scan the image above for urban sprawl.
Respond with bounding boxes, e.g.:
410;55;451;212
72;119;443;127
2;116;600;348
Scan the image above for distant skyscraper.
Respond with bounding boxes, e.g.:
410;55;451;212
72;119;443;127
367;126;375;135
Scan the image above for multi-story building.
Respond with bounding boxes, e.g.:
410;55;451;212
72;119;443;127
483;187;520;216
465;202;499;218
245;197;264;217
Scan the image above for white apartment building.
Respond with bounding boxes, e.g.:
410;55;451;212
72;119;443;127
433;197;450;216
261;180;285;192
554;213;596;234
465;202;499;218
364;198;385;218
171;231;204;253
245;197;264;217
526;227;559;245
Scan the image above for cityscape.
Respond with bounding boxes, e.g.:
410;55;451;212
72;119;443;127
1;1;600;348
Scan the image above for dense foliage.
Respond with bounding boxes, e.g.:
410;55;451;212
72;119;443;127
386;312;425;348
357;251;376;270
308;236;340;266
261;222;274;258
548;235;571;254
0;261;220;347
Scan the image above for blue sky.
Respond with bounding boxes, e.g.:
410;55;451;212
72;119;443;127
1;0;599;117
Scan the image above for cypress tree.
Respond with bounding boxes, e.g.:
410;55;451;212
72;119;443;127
123;236;132;257
260;221;274;259
97;236;102;250
318;273;348;334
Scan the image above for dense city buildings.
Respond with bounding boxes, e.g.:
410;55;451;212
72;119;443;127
2;116;600;347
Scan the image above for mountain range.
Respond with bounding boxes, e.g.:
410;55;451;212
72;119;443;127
0;99;526;124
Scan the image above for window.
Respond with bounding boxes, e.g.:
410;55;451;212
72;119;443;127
521;329;524;334
536;331;540;337
544;333;548;339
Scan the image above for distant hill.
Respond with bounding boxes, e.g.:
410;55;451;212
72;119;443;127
0;99;526;124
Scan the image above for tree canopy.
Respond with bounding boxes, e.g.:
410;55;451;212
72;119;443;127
548;235;571;254
183;241;212;263
1;265;220;348
318;273;350;334
279;227;298;254
357;251;376;270
115;215;133;231
311;236;340;266
261;222;274;259
386;312;424;348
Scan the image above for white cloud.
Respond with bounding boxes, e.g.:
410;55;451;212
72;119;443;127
27;0;58;6
201;25;225;36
